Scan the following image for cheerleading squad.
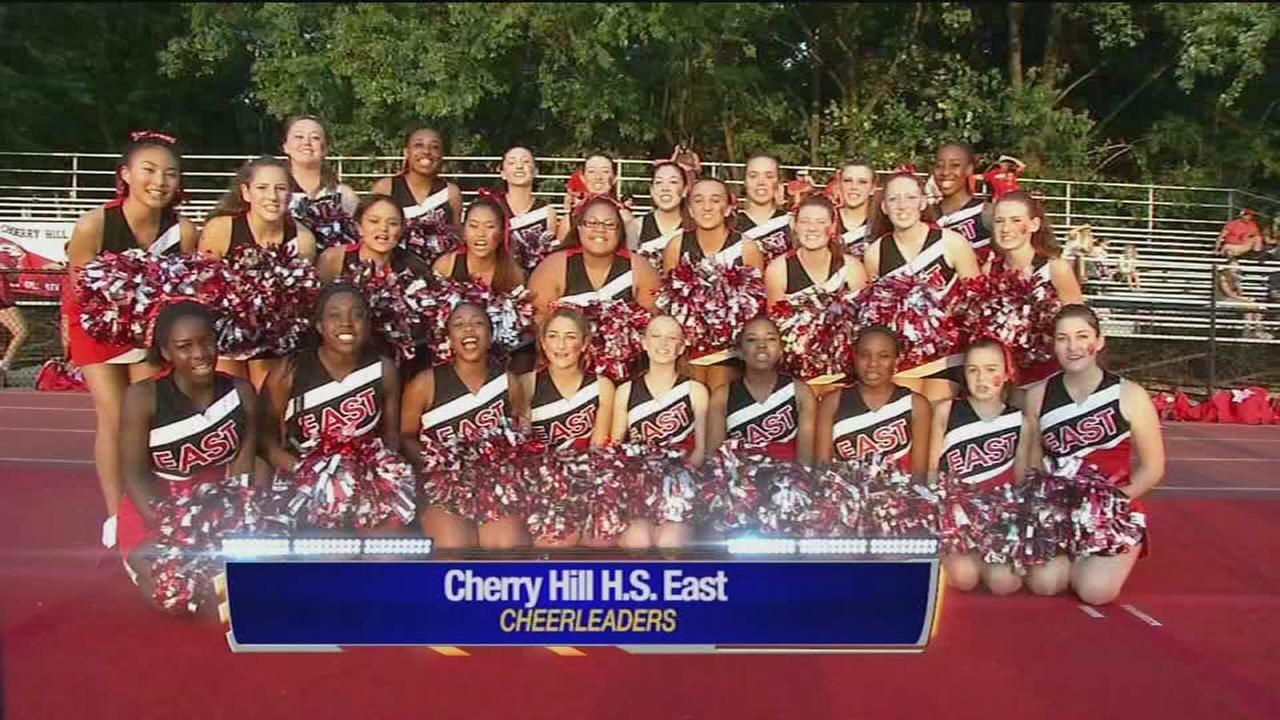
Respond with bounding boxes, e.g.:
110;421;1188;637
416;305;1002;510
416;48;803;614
63;123;1163;614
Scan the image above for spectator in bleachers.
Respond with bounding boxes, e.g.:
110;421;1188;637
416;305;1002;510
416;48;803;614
1215;258;1272;340
1216;209;1266;259
1116;245;1141;289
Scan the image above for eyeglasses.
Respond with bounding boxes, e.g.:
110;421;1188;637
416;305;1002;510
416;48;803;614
582;219;619;231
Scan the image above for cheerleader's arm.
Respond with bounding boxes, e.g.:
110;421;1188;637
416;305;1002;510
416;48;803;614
294;225;318;262
526;251;566;325
610;381;633;443
794;381;818;467
843;254;869;293
909;393;933;480
197;215;233;259
399;369;434;470
337;184;360;216
1022;381;1049;471
926;399;952;480
591;378;616;447
507;371;531;429
258;361;299;474
814;390;840;466
67;208;105;272
1049;258;1084;305
705;383;730;455
369;176;394;196
1013;410;1036;479
631;255;661;311
230;379;259;478
120;381;158;527
316;246;345;284
446;182;464;226
942;229;981;280
688;381;710;467
742;240;766;272
380;357;401;452
178;217;200;255
862;240;882;281
661;234;683;272
764;255;788;306
1120;380;1166;499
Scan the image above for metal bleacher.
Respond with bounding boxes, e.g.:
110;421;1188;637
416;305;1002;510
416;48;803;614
1;152;1278;348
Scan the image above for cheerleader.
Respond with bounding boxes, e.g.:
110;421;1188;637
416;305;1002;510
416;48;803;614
662;177;765;391
118;302;257;608
259;286;401;528
521;307;614;450
431;196;525;291
764;195;868;305
499;146;560;269
559;154;635;241
707;317;816;464
199;156;318;387
370;126;464;259
0;276;28;388
816;326;932;478
401;303;529;549
626;160;688;263
527;194;659;321
988;190;1084;385
281;115;359;249
734;154;792;262
611;314;709;548
1023;305;1165;605
316;194;432;282
928;339;1034;594
835;160;878;257
863;171;979;401
65;131;199;532
932;143;993;260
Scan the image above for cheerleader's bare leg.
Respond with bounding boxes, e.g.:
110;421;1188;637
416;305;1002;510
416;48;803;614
532;532;581;549
688;363;739;393
247;358;278;391
617;520;655;550
653;521;692;550
82;363;131;515
981;563;1023;596
216;358;249;380
1070;547;1141;606
1025;555;1071;596
0;307;29;371
478;515;529;549
420;507;478;549
942;552;982;591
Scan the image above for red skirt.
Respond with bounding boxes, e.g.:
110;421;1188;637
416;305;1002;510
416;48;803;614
63;280;147;367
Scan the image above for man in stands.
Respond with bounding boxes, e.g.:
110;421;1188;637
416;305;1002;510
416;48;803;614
1216;209;1266;259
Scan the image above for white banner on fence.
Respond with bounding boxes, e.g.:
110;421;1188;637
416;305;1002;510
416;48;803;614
0;221;73;263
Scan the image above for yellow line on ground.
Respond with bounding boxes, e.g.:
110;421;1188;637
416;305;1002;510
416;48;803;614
429;646;471;656
545;646;587;656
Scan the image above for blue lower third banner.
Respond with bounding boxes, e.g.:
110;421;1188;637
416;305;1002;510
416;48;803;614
225;559;942;651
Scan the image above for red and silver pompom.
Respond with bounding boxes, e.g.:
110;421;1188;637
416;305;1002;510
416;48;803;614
657;258;767;360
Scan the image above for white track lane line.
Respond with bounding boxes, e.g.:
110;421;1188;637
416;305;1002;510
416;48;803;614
0;426;92;432
1121;604;1163;627
1078;605;1105;619
0;405;94;412
1155;486;1280;492
0;457;93;465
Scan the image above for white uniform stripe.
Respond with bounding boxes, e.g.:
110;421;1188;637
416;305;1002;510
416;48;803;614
149;387;241;446
560;271;633;306
627;382;691;426
510;205;550;229
1040;383;1122;430
404;187;451;220
742;214;790;240
831;394;913;437
641;229;681;256
726;384;796;432
148;224;183;257
883;238;947;280
422;375;508;429
285;361;382;422
531;383;601;422
937;204;983;227
941;410;1023;449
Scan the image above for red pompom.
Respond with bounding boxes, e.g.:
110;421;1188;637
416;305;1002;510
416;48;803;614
404;277;534;365
418;425;534;524
402;220;460;265
770;287;862;381
657;258;767;360
857;273;961;372
952;267;1060;370
555;297;649;382
280;431;417;530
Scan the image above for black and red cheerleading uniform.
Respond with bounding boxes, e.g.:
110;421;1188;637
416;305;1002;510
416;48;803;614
677;230;746;266
636;213;683;263
419;365;512;444
626;375;697;456
283;348;384;453
289;177;352;250
936;197;991;263
392;175;452;259
783;250;845;297
339;244;432;278
734;209;792;262
529;370;602;451
830;384;915;471
65;203;183;366
509;199;552;252
879;227;963;380
988;253;1059;386
839;218;869;258
938;399;1022;490
117;371;247;557
559;249;634;306
227;213;299;257
725;375;799;462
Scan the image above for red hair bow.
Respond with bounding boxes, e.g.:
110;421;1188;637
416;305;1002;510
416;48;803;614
129;130;177;146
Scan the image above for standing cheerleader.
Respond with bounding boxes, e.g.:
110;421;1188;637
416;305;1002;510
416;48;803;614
734;153;793;262
863;171;979;401
765;195;868;305
401;303;529;549
528;195;659;319
707;317;816;464
559;154;635;241
816;326;932;478
627;160;688;264
65;132;199;534
1024;305;1165;605
835;160;879;257
928;339;1034;594
0;273;29;387
371;126;464;261
199;156;318;387
611;315;709;548
521;307;614;451
258;286;401;528
317;194;433;282
499;146;560;271
281;115;359;249
988;190;1084;385
932;143;992;261
431;196;525;291
118;302;257;607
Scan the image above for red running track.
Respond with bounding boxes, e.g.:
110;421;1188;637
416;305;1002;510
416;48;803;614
2;389;1278;719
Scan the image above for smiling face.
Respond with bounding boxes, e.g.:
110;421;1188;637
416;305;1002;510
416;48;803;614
992;198;1040;254
642;315;685;366
932;145;973;198
317;291;370;354
688;179;731;231
239;164;291;223
447;304;492;362
880;175;926;231
650;163;687;212
283;118;327;166
964;344;1008;402
121;146;180;210
501;147;535;188
794;203;835;251
405;129;444;177
163;315;216;380
359;199;404;255
739;317;782;372
1054;316;1104;374
854;331;898;387
463;204;503;259
839;165;875;210
575;201;622;256
583;155;616;194
745;156;780;206
540;314;587;371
